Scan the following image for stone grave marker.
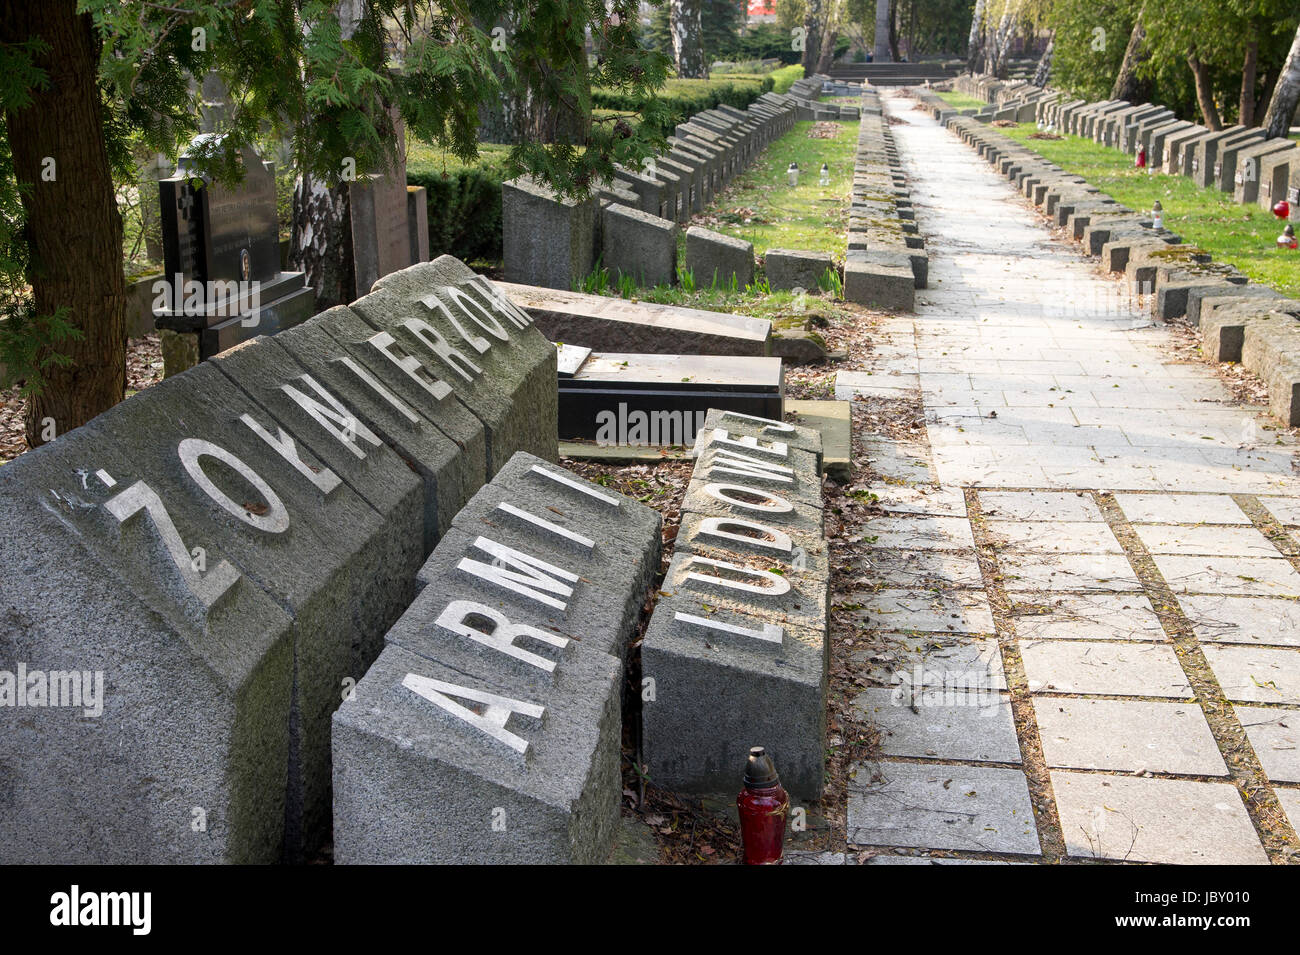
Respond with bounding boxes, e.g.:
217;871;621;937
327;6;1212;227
0;256;559;865
332;452;662;863
643;411;829;799
156;140;315;372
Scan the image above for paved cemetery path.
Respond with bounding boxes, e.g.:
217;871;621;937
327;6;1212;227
836;92;1300;864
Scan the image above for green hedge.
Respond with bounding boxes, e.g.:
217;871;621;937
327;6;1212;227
406;147;511;265
592;76;774;136
770;64;804;94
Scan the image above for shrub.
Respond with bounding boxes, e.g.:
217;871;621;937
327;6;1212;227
405;146;512;265
770;64;804;94
592;76;774;136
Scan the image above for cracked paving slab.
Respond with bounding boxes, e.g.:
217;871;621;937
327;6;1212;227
848;762;1041;855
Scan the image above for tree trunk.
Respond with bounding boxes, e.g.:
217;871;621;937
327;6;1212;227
671;0;707;79
907;0;916;60
966;0;987;73
1033;32;1054;88
1240;28;1259;126
816;0;840;75
989;4;1020;79
1262;23;1300;139
1188;51;1223;131
289;175;354;313
802;0;823;74
1111;10;1151;102
0;0;125;447
873;0;891;63
888;0;901;63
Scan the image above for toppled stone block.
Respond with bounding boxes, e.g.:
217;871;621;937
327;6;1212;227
333;454;661;863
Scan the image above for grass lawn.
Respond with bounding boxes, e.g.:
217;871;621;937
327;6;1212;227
999;122;1300;298
693;119;859;259
936;91;987;111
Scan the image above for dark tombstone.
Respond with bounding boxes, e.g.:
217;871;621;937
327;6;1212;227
155;139;315;374
557;352;784;443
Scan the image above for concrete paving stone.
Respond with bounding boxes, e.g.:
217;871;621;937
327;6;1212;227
861;516;975;550
862;854;1025;865
861;550;984;589
1133;524;1279;558
1011;593;1166;641
1203;645;1300;704
1114;492;1250;525
1180;595;1300;647
854;687;1020;763
847;761;1041;855
855;633;1008;693
1019;640;1192;698
865;439;934;482
1276;787;1300;833
1234;706;1300;782
850;588;996;634
1153;555;1300;597
985;520;1123;554
1051;771;1268;864
784;851;847;865
834;371;920;399
1033;698;1226;775
1258;496;1300;527
868;484;968;517
979;490;1104;522
999;552;1143;592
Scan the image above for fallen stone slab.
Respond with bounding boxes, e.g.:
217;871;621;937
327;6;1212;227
785;398;851;482
333;454;660;863
496;282;770;356
360;257;559;475
769;328;829;365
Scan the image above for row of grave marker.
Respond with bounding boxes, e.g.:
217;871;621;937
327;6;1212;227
0;256;555;863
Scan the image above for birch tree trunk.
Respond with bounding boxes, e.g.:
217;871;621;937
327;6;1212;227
1262;22;1300;139
671;0;707;79
1033;32;1054;88
966;0;987;73
989;3;1021;79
